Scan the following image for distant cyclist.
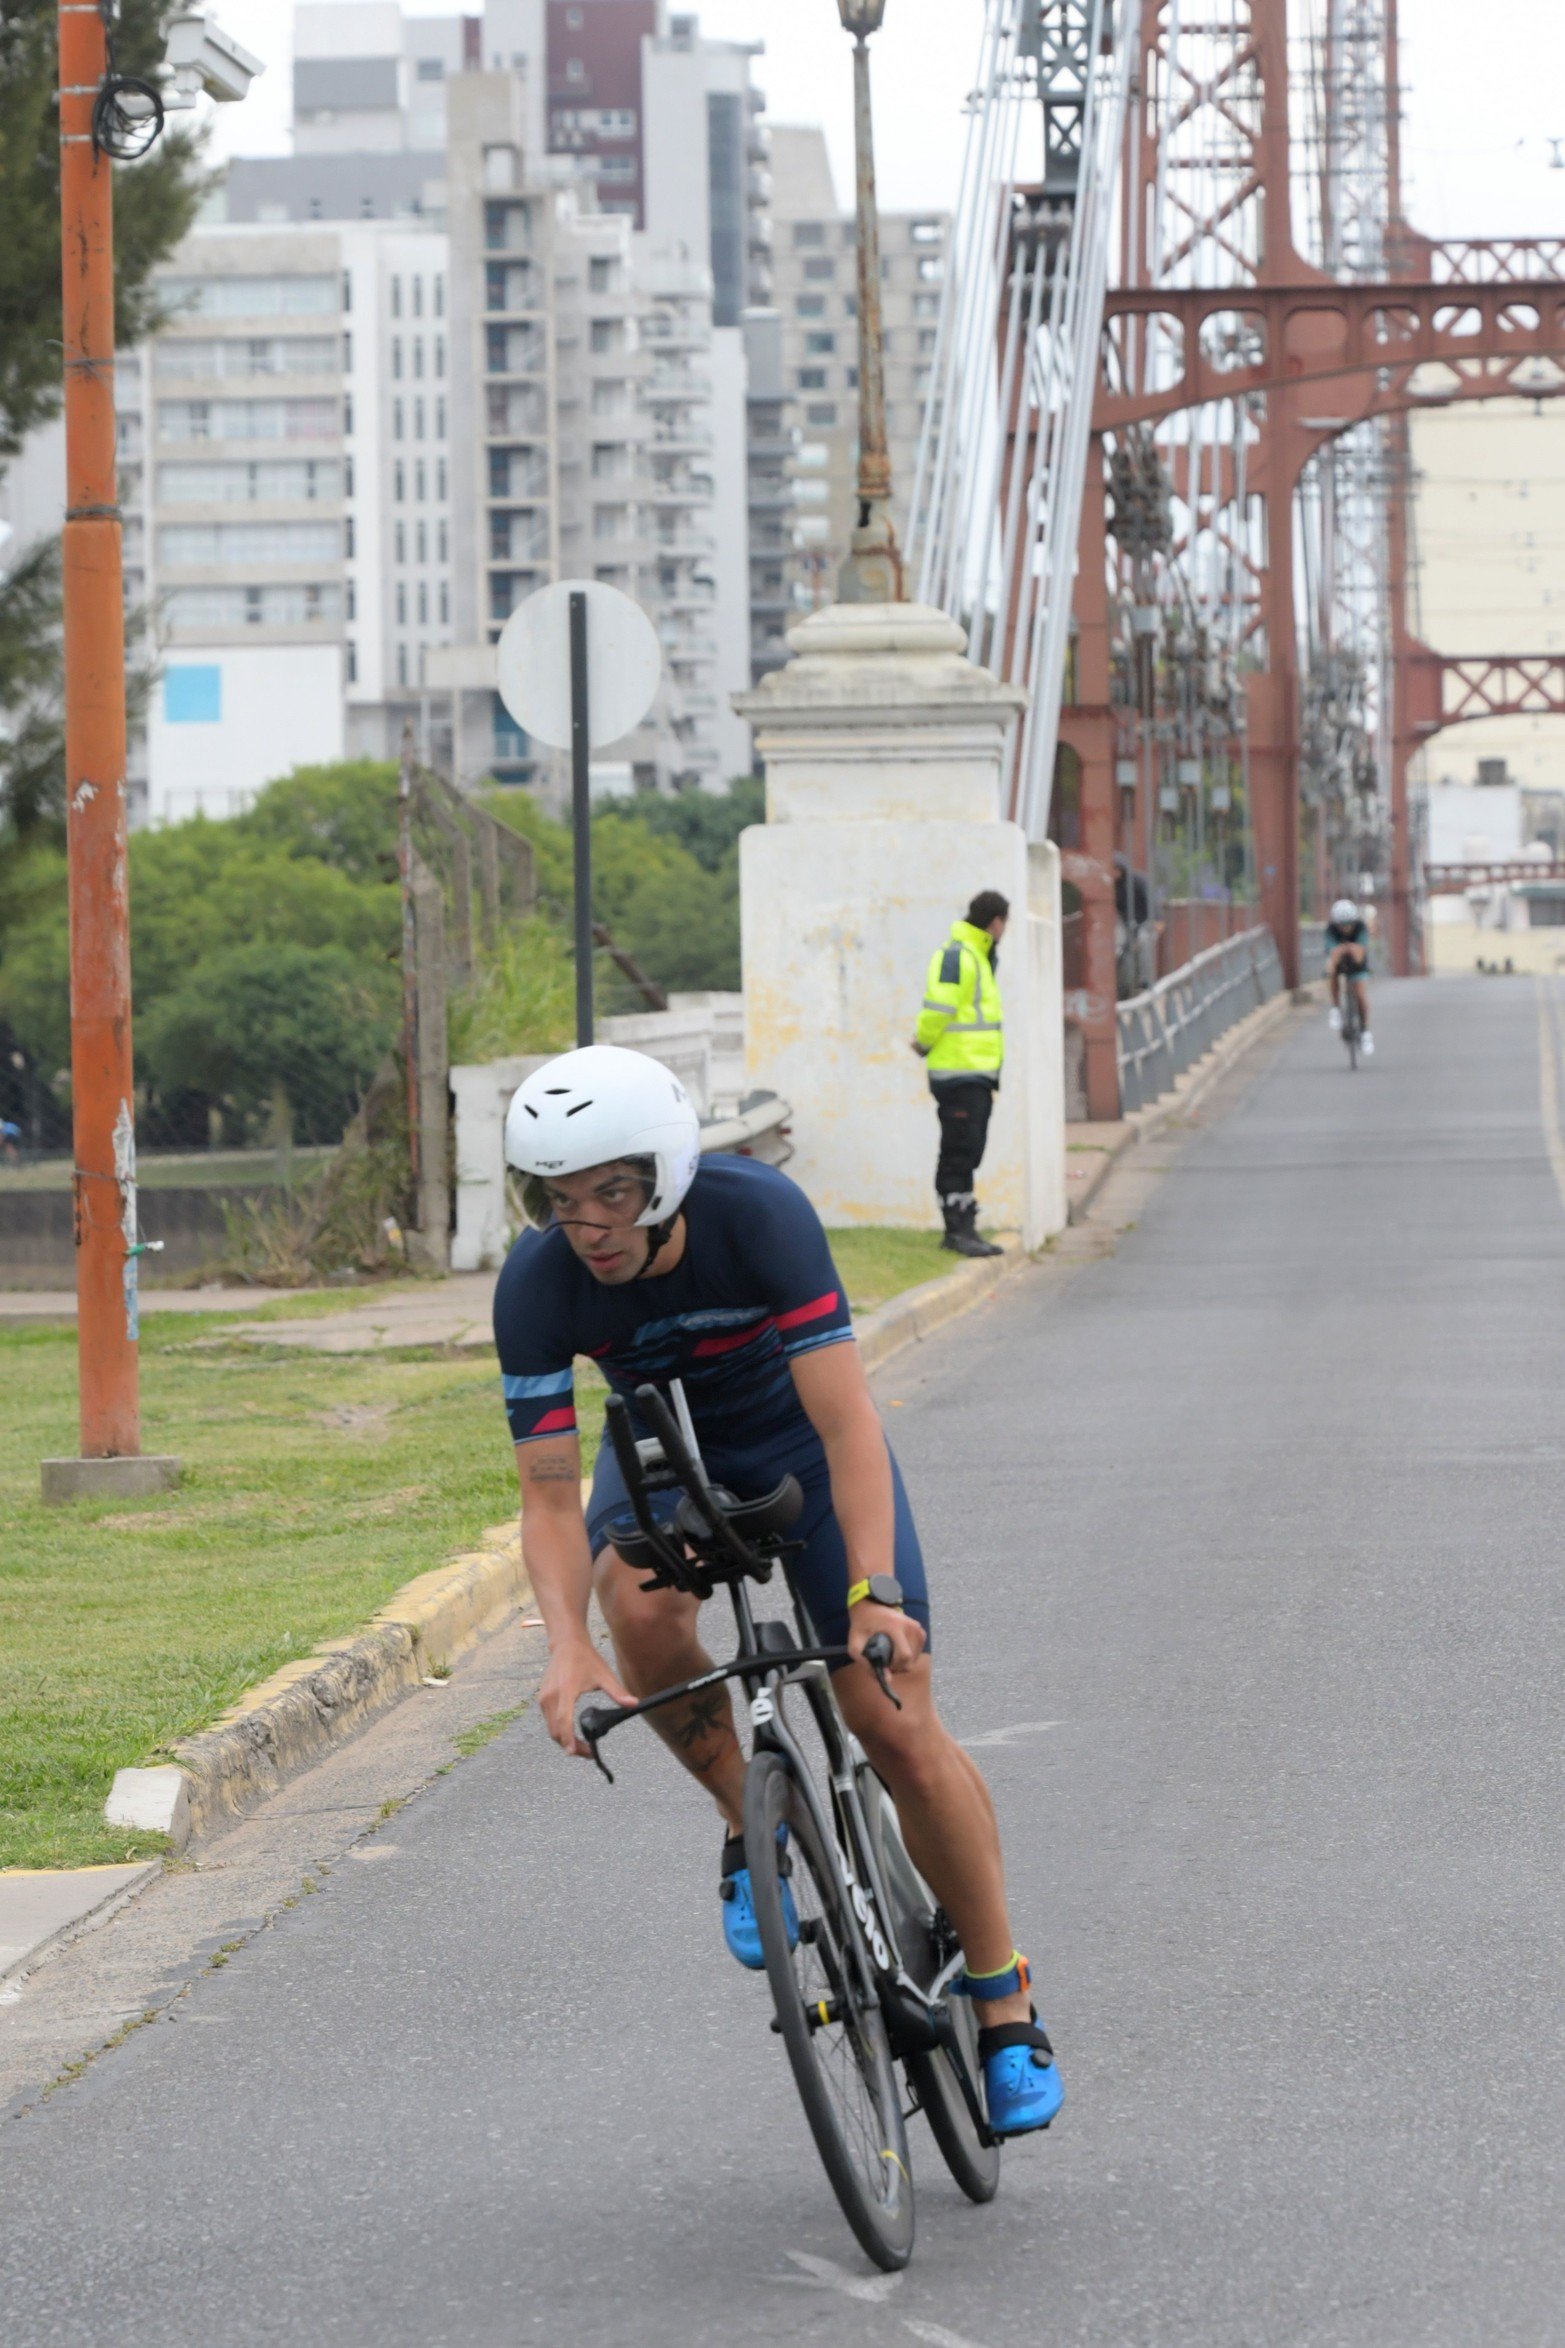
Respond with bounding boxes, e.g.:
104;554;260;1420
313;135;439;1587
1324;897;1373;1057
494;1044;1063;2139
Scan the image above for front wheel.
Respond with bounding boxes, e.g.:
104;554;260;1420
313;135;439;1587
744;1750;915;2271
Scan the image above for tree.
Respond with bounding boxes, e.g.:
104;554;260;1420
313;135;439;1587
141;942;397;1146
0;1;209;845
233;760;400;888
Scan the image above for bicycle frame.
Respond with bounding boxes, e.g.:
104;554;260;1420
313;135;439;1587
577;1381;993;2143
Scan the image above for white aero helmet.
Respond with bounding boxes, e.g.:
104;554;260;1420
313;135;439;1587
504;1044;701;1229
1331;897;1358;924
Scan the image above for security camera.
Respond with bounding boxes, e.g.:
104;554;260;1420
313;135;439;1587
163;10;264;106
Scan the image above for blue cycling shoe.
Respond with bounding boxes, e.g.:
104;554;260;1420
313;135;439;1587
720;1828;798;1969
954;1951;1064;2138
980;2017;1064;2136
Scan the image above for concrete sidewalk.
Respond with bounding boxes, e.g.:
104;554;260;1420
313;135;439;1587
1;1866;159;1992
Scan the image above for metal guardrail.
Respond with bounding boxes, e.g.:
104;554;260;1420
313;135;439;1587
1116;926;1284;1113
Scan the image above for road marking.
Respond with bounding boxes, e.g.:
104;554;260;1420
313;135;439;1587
776;2248;903;2303
904;2323;995;2348
960;1720;1062;1749
1537;978;1565;1215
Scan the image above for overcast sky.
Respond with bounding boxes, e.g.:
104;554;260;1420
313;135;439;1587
206;0;1565;238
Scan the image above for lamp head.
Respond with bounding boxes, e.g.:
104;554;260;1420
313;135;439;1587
837;0;888;33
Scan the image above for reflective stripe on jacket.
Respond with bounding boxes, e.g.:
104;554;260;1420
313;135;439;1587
916;919;1003;1078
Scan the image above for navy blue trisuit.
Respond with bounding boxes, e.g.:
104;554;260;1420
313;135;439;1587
492;1154;929;1651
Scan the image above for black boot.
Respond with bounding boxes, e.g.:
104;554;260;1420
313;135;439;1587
959;1201;1003;1259
940;1196;992;1258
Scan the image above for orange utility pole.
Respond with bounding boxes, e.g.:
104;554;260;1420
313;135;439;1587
42;0;174;1499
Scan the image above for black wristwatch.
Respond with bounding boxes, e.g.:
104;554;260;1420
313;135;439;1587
846;1573;905;1612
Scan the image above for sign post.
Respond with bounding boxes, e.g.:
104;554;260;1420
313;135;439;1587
495;580;663;1048
568;590;593;1043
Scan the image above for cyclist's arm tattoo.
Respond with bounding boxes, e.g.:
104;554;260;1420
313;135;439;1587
525;1454;580;1483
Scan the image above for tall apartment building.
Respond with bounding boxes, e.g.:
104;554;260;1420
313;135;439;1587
768;125;946;607
120;211;455;821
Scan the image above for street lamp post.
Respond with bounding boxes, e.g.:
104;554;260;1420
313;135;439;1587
835;0;905;604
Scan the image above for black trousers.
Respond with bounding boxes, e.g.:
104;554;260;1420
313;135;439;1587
933;1078;996;1201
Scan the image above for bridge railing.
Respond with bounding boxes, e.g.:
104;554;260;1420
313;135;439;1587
1116;926;1284;1114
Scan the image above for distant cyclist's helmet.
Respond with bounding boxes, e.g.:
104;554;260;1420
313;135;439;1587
1331;897;1358;925
504;1044;701;1230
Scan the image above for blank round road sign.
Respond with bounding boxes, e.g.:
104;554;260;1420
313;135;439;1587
495;579;663;751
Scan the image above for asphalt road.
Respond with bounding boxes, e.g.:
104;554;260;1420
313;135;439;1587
5;976;1564;2348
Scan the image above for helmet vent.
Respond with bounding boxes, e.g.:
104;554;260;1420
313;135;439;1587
565;1100;591;1117
523;1103;538;1119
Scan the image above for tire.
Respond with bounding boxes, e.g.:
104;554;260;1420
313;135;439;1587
744;1750;915;2271
906;1991;1001;2204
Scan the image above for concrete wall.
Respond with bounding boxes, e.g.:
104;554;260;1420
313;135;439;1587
741;822;1064;1244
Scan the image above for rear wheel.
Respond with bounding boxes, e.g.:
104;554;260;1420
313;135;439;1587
905;1972;1001;2203
744;1750;915;2271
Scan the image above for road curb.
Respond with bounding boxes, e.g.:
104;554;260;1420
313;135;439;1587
106;1254;1023;1851
856;1243;1024;1374
110;1523;533;1850
1068;984;1308;1221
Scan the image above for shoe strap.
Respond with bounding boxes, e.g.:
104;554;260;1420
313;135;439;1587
952;1948;1031;2001
977;2014;1054;2063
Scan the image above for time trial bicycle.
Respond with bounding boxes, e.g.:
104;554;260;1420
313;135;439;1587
577;1380;1001;2271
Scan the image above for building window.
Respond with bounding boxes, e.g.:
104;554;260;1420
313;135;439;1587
412;276;424;318
918;257;945;282
596;156;635;183
344;454;354;496
393;398;404;439
805;402;837;424
589;256;617;293
918;328;938;354
435;335;445;378
804;256;835;282
913;290;941;318
345;577;356;619
398;643;408;685
416;56;443;81
438;519;448;561
417;520;427;563
437;458;447;499
793;221;825;248
342;331;353;369
797;368;827;390
418;581;428;624
795;295;826;318
391;276;402;317
434;274;444;317
344;514;355;557
413;338;424;379
565;56;585;83
346;640;357;682
392;337;402;379
394;461;405;500
590;319;622;353
397;582;407;623
416;459;427;501
341;269;352;311
414;398;425;438
805;332;836;355
439;579;449;622
395;521;406;562
911;219;944;244
436;397;445;437
343;393;353;435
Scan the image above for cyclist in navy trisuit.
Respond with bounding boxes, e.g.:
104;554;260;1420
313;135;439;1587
495;1044;1062;2138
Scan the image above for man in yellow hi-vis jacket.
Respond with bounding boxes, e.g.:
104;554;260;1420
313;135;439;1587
913;890;1008;1258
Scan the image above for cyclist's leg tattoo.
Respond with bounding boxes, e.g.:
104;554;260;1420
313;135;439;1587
646;1682;744;1808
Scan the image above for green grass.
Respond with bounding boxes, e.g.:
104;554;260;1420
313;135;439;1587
0;1315;605;1871
0;1228;941;1872
828;1225;949;1314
